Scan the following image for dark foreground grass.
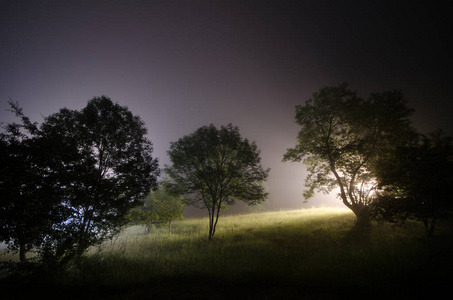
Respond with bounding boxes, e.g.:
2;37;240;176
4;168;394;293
2;208;453;299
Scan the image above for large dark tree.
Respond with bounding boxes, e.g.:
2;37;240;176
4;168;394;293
283;84;415;231
39;96;159;262
0;102;66;262
372;131;453;236
0;97;159;263
165;124;269;240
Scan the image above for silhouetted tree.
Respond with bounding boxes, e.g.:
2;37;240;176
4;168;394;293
128;186;184;235
283;84;415;232
0;102;67;262
0;97;159;264
372;131;453;236
165;124;269;240
38;96;159;262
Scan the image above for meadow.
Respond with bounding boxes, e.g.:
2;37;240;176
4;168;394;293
2;207;452;299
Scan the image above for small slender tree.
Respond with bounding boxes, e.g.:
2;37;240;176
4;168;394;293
129;187;184;235
165;124;269;240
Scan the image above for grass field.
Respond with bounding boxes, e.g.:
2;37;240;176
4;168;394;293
2;207;452;299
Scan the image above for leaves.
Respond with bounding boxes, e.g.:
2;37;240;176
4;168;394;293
0;97;160;263
129;187;184;230
166;124;269;206
373;130;453;228
165;123;269;239
284;84;415;216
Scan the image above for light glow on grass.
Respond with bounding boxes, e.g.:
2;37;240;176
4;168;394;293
4;206;452;299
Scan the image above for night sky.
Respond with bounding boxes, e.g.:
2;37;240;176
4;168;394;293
1;0;451;213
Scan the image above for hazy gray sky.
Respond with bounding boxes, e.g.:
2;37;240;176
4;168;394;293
1;0;451;213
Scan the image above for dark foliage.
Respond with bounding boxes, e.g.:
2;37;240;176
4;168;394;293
127;186;184;234
0;101;67;262
372;131;453;236
0;97;159;264
165;123;269;240
283;83;415;231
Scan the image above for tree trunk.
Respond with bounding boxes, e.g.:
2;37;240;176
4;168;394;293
352;204;372;233
168;220;172;236
423;217;435;237
207;200;222;241
208;210;214;241
19;243;27;262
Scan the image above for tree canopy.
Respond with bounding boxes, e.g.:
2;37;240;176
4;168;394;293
283;83;415;230
0;97;159;263
128;186;184;235
165;123;269;240
0;102;66;262
372;131;453;236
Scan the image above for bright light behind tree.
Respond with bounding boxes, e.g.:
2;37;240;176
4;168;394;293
284;84;416;230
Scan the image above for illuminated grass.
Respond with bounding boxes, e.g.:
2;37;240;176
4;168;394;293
2;207;452;299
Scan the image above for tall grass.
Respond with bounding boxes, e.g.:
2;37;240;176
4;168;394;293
2;207;452;299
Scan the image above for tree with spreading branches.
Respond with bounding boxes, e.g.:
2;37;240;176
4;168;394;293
0;97;159;264
283;84;415;231
165;124;269;240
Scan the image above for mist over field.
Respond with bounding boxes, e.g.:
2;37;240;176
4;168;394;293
1;1;452;299
1;1;451;213
2;207;452;299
